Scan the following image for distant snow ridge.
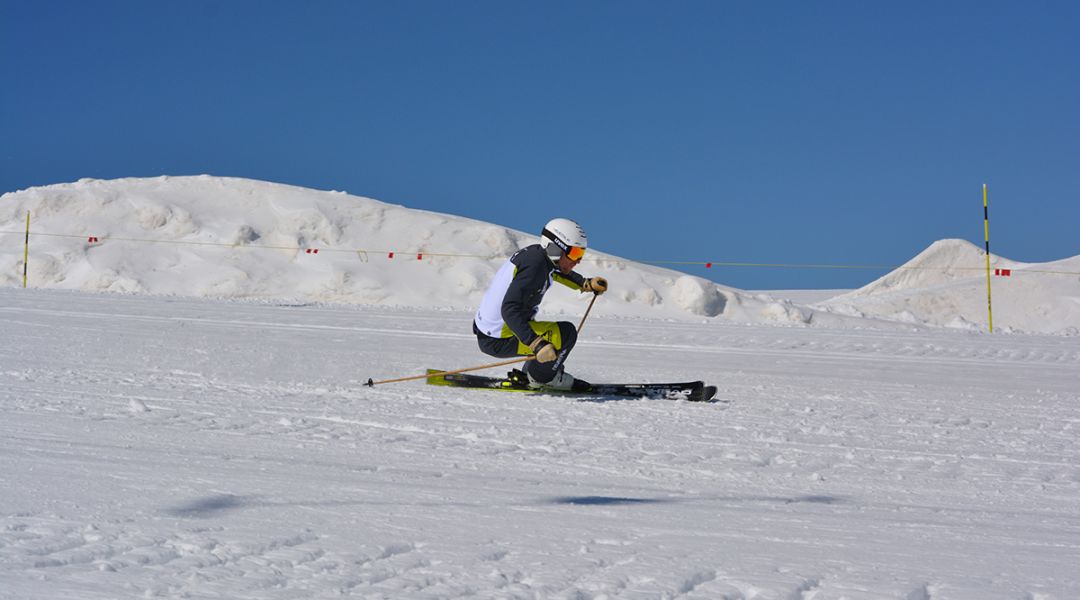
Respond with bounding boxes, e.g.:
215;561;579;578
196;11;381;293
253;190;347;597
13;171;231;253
843;239;1021;297
3;176;1078;333
1;176;792;323
816;239;1080;335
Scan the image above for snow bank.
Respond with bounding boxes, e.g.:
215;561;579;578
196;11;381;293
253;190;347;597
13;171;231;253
816;239;1080;334
3;177;1078;333
1;176;796;323
841;239;1023;296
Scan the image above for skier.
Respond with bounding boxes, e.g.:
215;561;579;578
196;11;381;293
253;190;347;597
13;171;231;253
473;218;608;390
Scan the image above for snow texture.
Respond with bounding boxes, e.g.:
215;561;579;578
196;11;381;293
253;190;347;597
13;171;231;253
1;289;1078;599
1;176;1079;598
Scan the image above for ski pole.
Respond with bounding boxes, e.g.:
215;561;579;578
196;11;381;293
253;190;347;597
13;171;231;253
577;292;598;334
365;356;536;387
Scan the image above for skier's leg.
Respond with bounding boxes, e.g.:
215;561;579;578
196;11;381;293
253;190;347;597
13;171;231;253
474;325;521;358
521;321;577;384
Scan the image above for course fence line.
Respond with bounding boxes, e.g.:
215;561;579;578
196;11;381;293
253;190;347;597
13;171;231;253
3;228;1079;277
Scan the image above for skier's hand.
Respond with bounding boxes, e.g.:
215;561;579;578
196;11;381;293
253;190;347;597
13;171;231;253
582;277;608;295
529;337;558;363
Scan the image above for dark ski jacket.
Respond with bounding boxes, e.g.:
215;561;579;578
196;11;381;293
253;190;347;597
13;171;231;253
474;244;585;347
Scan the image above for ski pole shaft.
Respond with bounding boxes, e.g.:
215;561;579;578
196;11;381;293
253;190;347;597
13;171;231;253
577;293;598;334
365;356;535;387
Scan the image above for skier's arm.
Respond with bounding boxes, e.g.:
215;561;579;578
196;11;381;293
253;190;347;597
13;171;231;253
555;271;607;294
553;271;585;290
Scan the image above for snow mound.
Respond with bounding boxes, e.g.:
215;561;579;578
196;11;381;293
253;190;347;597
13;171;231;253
844;239;1023;297
4;177;1077;333
2;176;804;324
816;240;1080;334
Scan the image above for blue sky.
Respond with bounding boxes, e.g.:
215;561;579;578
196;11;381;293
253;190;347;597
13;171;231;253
3;1;1077;289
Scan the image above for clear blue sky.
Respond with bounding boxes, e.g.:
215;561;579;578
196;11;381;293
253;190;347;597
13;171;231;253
3;1;1077;289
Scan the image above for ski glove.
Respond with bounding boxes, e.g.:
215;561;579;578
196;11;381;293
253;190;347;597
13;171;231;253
529;336;558;363
582;277;608;295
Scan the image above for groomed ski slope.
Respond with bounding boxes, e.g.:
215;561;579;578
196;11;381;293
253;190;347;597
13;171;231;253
2;288;1078;599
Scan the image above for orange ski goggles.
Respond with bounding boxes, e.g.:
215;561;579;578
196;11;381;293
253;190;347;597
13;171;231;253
565;245;586;261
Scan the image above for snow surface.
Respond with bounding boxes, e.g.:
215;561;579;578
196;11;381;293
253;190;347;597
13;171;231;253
2;176;1080;598
1;288;1078;599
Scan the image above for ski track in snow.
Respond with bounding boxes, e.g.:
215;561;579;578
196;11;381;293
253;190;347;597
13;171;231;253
2;289;1079;599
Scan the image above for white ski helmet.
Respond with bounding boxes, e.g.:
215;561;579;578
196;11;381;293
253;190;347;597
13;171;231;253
540;218;587;263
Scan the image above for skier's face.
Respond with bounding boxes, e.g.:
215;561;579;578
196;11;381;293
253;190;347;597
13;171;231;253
557;251;580;274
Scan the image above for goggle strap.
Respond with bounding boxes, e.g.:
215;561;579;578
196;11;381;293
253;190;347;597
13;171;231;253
542;228;585;260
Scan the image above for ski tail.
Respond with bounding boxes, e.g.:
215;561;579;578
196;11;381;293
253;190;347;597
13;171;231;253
426;369;530;392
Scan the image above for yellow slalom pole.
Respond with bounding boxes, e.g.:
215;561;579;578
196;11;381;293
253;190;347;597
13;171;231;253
983;184;993;333
23;211;30;288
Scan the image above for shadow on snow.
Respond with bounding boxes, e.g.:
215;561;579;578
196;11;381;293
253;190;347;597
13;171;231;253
163;492;846;517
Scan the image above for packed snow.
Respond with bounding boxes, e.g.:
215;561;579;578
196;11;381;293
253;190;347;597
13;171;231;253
2;176;1079;598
